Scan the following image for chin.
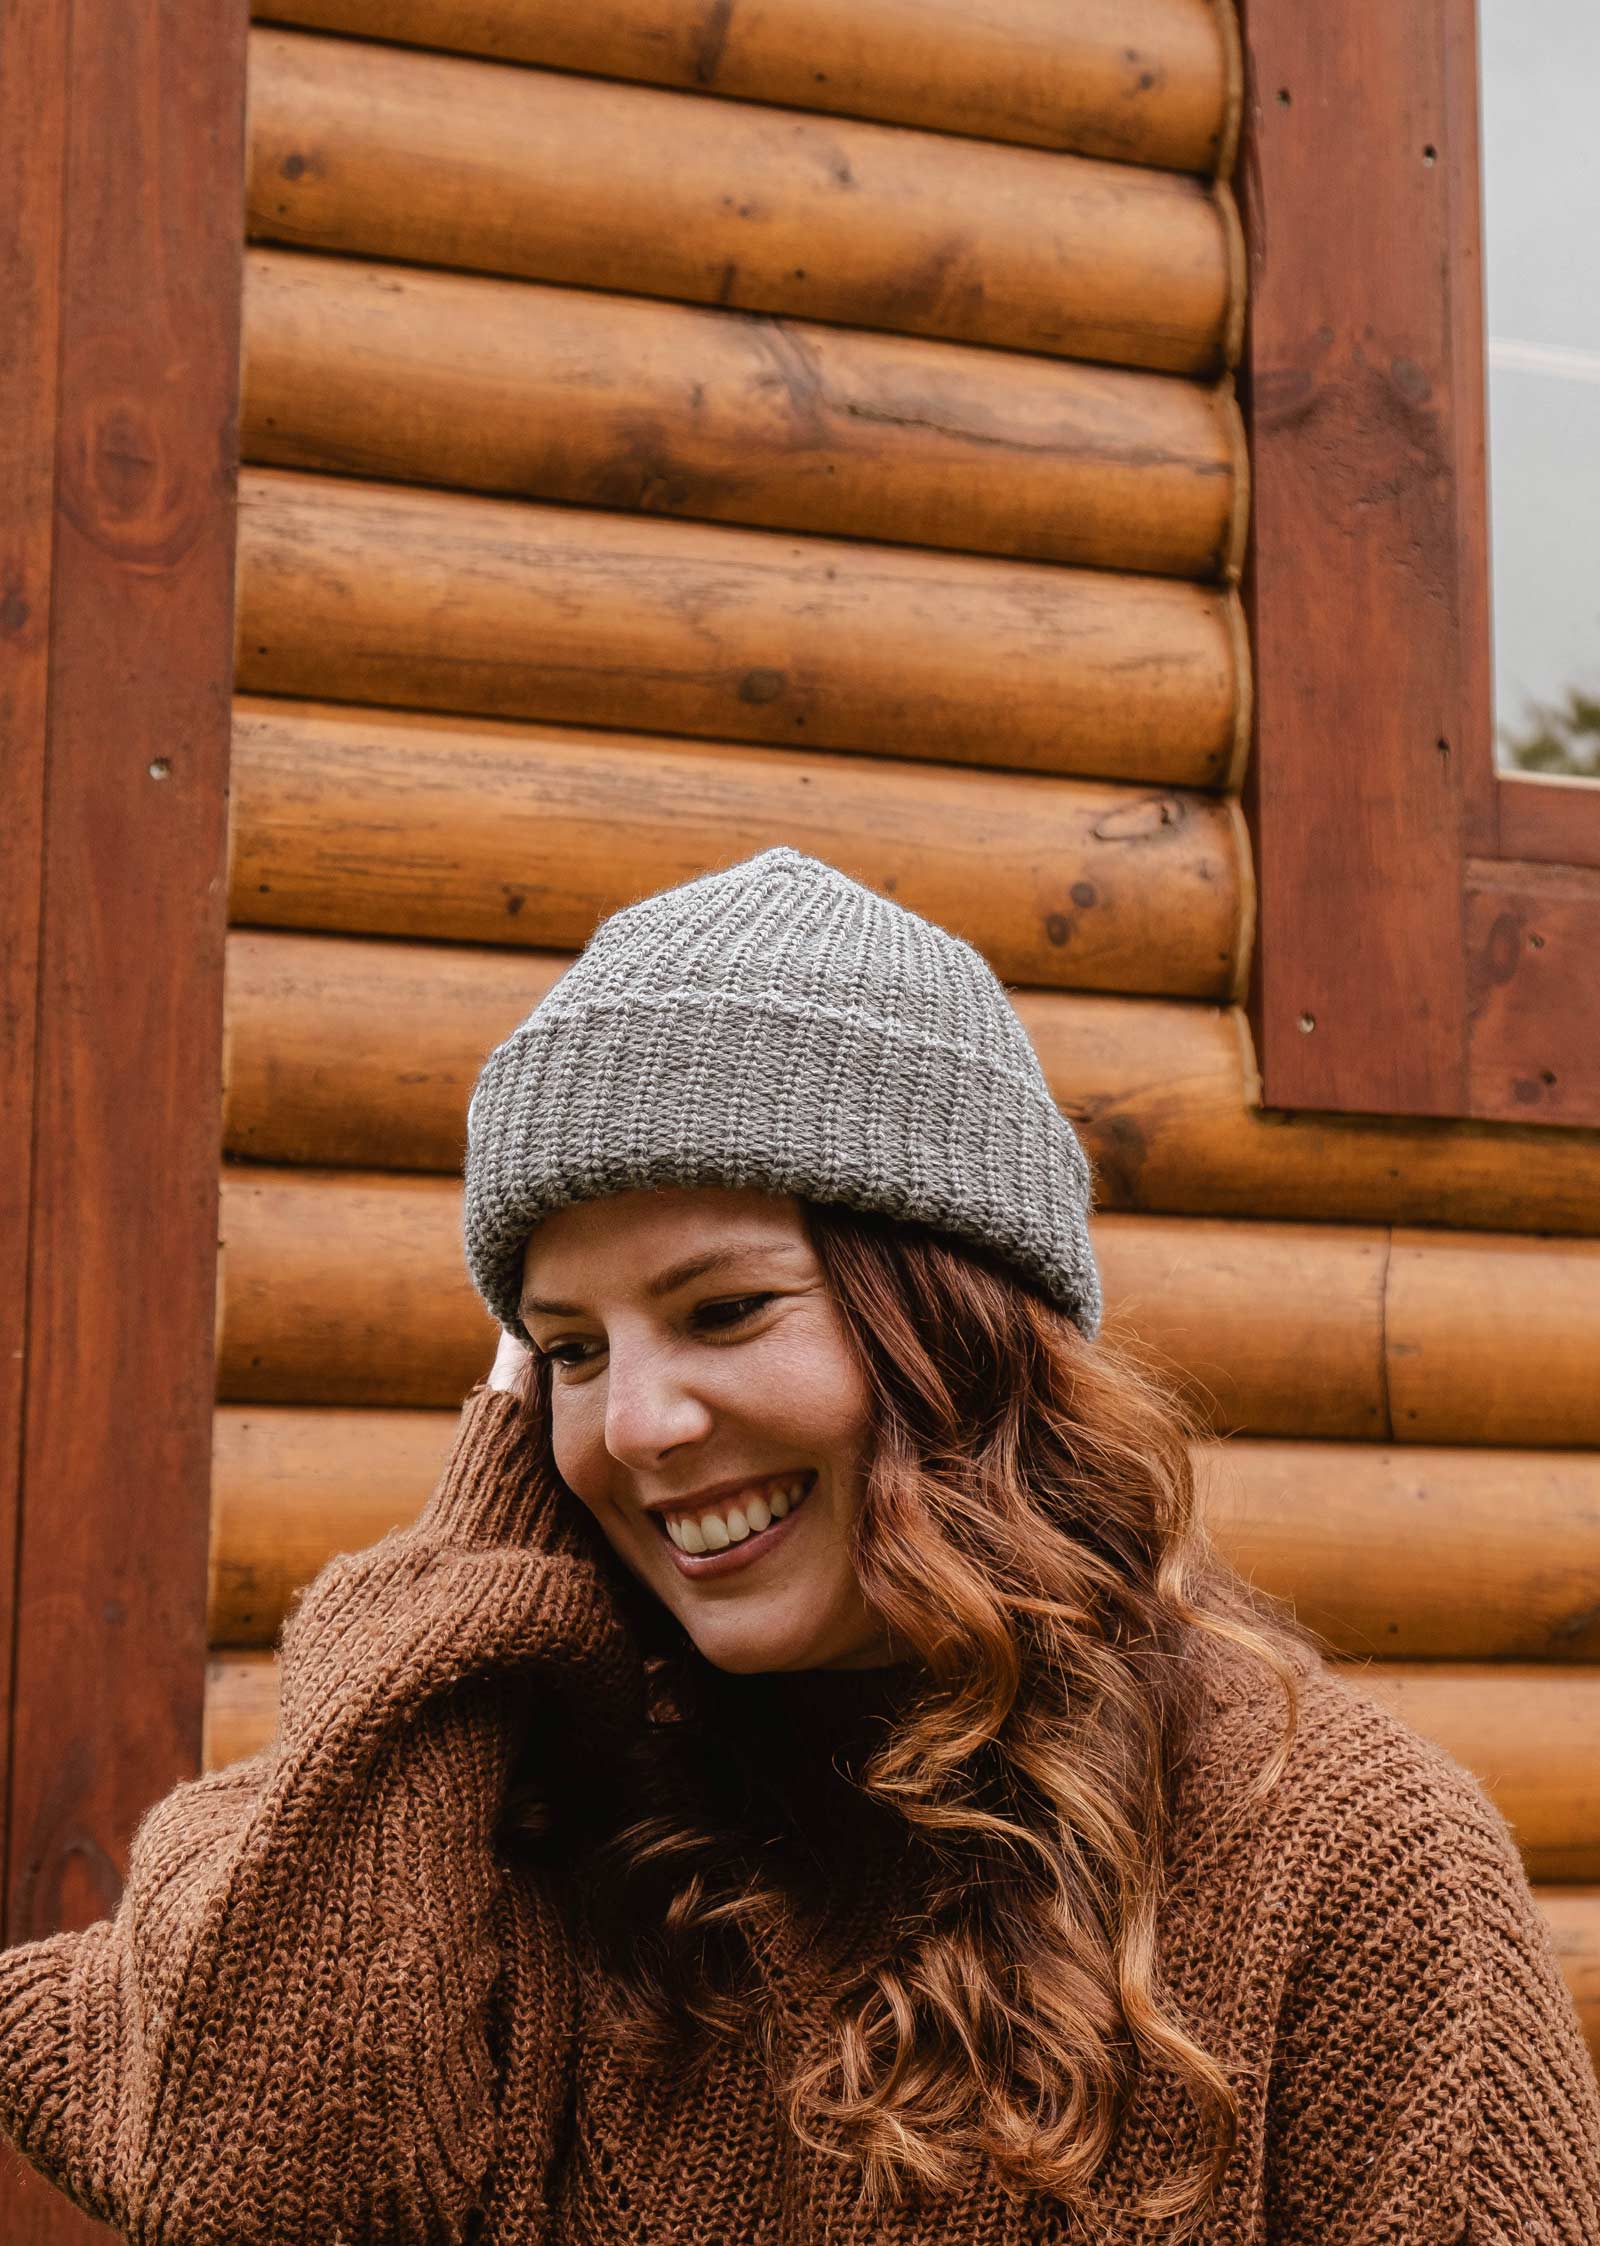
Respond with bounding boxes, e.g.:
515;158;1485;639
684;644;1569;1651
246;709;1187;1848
684;1627;818;1675
675;1606;837;1675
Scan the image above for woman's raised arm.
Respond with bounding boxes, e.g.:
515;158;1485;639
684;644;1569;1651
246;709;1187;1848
0;1379;642;2244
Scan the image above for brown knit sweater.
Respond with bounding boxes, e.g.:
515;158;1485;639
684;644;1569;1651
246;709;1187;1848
2;1384;1597;2243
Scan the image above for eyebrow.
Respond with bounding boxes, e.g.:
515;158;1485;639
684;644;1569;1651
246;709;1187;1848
519;1242;798;1320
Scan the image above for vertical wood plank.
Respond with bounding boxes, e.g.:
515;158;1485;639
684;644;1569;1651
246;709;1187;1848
1;1;246;2233
1236;0;1481;1119
0;0;70;1992
1443;0;1498;863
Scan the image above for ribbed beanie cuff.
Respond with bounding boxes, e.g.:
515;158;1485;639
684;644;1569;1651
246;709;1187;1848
463;848;1102;1342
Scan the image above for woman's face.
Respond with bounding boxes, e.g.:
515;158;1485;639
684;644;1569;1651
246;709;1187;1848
518;1185;891;1673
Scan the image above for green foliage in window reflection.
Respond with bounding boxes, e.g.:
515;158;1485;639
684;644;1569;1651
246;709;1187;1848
1500;683;1600;777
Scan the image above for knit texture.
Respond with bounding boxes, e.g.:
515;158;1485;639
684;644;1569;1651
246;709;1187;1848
2;1385;1597;2244
462;847;1103;1346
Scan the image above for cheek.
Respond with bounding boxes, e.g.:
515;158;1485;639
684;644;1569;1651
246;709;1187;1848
754;1320;872;1449
548;1392;608;1509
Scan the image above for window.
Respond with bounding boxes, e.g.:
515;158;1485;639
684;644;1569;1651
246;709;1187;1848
1238;0;1600;1127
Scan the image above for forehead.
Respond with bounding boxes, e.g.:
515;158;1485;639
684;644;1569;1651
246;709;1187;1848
518;1186;811;1312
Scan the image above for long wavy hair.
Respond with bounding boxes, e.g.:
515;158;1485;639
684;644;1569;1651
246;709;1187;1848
501;1195;1323;2229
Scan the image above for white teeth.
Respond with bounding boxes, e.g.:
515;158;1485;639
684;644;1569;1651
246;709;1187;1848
663;1473;811;1555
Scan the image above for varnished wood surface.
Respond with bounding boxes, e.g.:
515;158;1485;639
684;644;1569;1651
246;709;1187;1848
1199;1439;1600;1661
213;1169;1600;1448
246;27;1242;375
233;476;1249;789
5;2;242;1935
208;1404;1600;1664
241;250;1246;581
227;700;1249;1000
1494;775;1600;875
255;0;1240;173
222;928;1600;1234
3;0;247;2235
1464;859;1600;1125
1238;0;1476;1117
0;0;66;2012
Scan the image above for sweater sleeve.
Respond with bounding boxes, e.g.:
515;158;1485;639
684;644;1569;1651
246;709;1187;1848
1263;1755;1600;2244
0;1383;642;2246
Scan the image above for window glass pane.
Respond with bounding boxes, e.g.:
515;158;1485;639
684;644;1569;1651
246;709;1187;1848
1479;0;1600;777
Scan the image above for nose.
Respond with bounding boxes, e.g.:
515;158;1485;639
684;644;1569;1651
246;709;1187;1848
601;1337;715;1472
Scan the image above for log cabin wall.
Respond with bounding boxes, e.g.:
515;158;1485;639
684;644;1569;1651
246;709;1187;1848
219;2;1598;2067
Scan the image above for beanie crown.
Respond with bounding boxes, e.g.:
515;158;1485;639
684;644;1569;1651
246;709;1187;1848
464;848;1101;1342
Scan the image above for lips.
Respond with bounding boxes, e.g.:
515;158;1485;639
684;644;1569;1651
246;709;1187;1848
657;1470;818;1580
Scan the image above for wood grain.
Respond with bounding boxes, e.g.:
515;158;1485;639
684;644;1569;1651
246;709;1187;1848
222;928;1600;1233
2;0;246;2234
1385;1230;1600;1447
1494;775;1600;875
214;1173;1600;1447
255;0;1240;173
1237;0;1478;1117
5;0;242;1928
240;249;1246;581
1199;1439;1600;1661
1464;859;1600;1124
0;0;68;2014
245;27;1241;375
233;474;1249;789
208;1404;1600;1663
227;699;1250;1000
210;1404;459;1645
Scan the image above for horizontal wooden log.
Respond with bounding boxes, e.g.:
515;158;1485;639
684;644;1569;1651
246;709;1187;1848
228;702;1248;1002
233;474;1248;791
1540;1887;1600;2070
209;1405;1600;1661
240;250;1246;582
1104;1214;1390;1441
246;28;1242;376
218;1169;497;1410
196;1640;1600;1880
222;930;1600;1235
204;1653;273;1773
253;0;1240;175
1385;1232;1600;1447
223;932;562;1172
1108;1215;1600;1448
1198;1441;1600;1661
214;1171;1600;1446
210;1404;458;1644
1355;1664;1600;1883
1014;987;1600;1235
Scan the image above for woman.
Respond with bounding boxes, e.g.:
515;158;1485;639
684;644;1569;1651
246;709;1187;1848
2;845;1596;2243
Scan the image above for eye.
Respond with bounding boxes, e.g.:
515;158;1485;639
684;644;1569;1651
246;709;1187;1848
531;1340;592;1369
531;1294;778;1372
694;1292;777;1331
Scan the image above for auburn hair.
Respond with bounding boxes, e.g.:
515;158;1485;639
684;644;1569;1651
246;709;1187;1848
502;1195;1322;2229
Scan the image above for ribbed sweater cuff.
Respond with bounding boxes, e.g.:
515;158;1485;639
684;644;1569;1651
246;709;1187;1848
411;1381;549;1551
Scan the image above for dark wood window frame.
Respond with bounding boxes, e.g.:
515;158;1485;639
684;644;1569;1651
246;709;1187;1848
1237;0;1600;1131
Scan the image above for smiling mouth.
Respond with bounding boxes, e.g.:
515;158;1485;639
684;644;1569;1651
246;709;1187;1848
656;1471;817;1571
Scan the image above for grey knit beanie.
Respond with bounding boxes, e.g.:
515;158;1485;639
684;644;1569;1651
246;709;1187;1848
463;847;1102;1344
